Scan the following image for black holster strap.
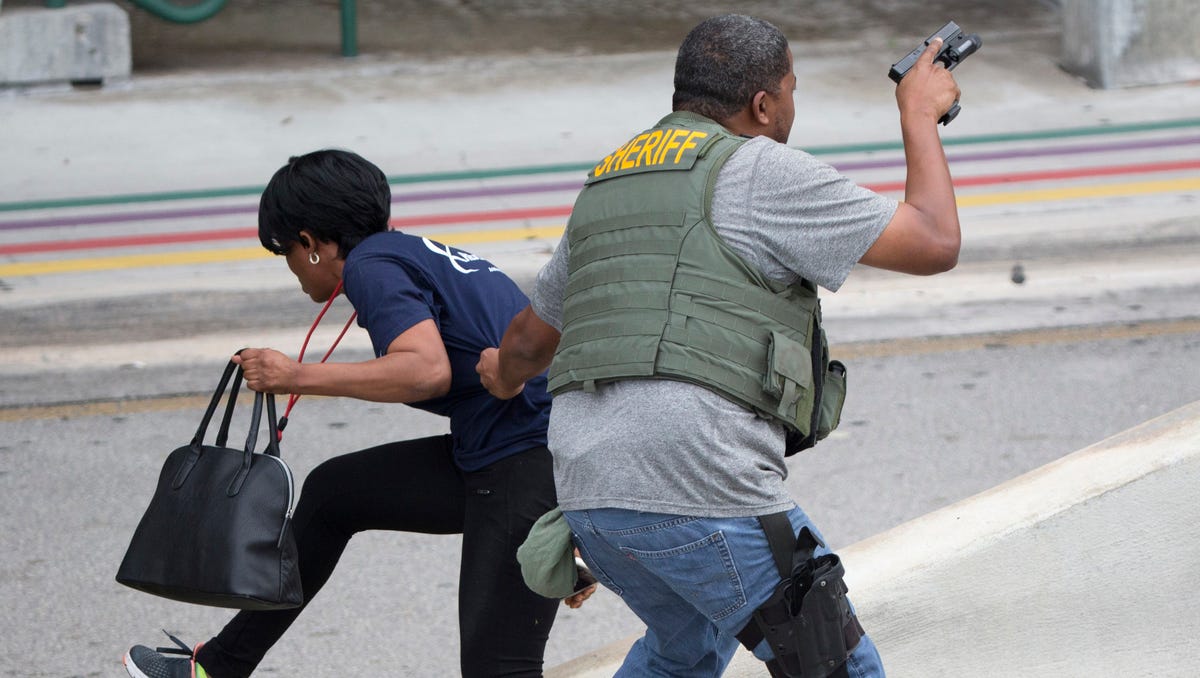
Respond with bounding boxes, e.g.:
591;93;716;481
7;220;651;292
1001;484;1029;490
737;511;815;651
760;512;802;580
737;512;863;678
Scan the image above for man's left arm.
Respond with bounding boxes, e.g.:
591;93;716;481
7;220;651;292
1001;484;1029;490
477;305;561;400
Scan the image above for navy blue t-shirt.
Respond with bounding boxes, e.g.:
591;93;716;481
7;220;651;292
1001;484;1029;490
341;231;551;471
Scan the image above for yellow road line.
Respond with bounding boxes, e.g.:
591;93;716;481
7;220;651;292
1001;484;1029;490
831;318;1200;361
0;392;260;423
1;247;271;276
6;319;1197;422
429;224;565;245
957;176;1200;207
0;394;215;422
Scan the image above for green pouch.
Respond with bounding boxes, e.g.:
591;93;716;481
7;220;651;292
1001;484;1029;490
763;330;815;435
816;361;847;440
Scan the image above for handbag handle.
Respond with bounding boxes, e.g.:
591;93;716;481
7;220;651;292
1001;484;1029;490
190;357;241;450
226;389;280;496
190;353;281;456
171;356;281;491
236;390;280;458
214;364;244;449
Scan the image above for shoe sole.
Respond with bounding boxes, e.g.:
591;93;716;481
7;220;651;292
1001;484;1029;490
122;650;153;678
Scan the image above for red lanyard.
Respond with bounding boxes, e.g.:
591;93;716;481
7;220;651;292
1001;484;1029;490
277;279;358;440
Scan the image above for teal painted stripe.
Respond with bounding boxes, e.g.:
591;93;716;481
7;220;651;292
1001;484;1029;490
4;118;1199;213
2;186;266;212
0;163;593;214
801;117;1200;155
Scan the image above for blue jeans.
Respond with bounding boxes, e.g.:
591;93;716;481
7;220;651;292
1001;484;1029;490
563;506;885;677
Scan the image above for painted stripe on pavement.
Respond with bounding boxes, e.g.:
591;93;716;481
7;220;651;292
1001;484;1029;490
956;176;1200;207
3;118;1198;214
5;161;1198;256
3;176;1198;277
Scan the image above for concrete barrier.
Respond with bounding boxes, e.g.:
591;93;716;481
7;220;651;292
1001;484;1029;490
550;400;1200;676
1060;0;1200;88
0;3;130;87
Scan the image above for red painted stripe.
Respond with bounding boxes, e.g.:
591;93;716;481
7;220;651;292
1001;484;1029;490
0;206;576;256
863;159;1200;193
6;160;1197;256
0;227;257;255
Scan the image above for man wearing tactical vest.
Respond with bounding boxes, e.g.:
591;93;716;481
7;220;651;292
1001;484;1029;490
477;14;961;678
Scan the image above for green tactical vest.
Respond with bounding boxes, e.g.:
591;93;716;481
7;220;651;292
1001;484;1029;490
547;111;846;452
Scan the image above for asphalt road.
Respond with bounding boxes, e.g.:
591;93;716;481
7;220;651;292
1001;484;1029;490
3;314;1199;676
4;222;1199;676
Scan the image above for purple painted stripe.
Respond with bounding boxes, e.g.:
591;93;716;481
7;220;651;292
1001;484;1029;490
0;180;587;232
834;134;1200;171
3;134;1198;232
0;204;253;232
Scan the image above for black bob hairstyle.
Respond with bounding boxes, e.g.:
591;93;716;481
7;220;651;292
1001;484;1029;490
257;149;392;259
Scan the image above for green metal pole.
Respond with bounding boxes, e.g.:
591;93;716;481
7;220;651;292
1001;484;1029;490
45;0;68;8
340;0;358;57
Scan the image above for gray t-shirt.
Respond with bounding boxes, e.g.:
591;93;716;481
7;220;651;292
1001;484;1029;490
532;135;897;517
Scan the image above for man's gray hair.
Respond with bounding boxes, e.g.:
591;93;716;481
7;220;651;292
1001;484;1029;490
672;14;791;122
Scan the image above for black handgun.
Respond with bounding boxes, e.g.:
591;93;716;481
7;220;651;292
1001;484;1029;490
888;21;982;125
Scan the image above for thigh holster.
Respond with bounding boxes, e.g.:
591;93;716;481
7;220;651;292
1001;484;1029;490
736;513;864;678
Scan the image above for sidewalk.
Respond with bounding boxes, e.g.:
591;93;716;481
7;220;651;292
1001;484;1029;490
3;1;1193;208
0;2;1098;204
4;9;1199;261
3;11;1199;358
550;400;1200;677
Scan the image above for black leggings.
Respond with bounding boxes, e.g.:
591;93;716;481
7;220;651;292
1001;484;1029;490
196;436;560;677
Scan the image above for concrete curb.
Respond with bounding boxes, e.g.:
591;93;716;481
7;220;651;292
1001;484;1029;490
549;399;1200;677
0;3;131;86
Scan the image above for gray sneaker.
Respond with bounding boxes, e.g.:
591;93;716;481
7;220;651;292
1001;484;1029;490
123;631;209;678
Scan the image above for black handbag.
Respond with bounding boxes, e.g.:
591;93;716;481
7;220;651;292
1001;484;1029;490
116;358;304;610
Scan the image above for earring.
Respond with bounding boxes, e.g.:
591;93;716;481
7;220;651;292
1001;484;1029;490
309;252;320;265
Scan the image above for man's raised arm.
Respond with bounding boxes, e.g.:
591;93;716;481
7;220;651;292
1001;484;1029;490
860;37;963;276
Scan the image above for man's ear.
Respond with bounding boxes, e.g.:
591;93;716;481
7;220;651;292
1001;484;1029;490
751;91;771;125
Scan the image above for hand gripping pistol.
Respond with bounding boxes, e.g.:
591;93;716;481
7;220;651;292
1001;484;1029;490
888;21;982;125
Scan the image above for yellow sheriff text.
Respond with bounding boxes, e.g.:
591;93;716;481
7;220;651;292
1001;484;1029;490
592;129;709;178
